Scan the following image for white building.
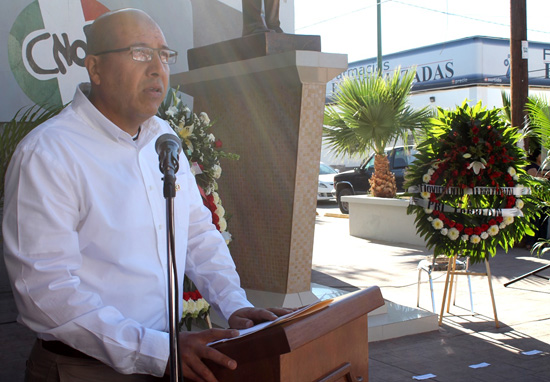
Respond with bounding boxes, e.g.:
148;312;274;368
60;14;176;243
322;36;550;169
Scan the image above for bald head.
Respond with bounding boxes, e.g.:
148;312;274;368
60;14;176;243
86;8;163;55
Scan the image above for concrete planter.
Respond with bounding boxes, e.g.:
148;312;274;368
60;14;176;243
341;195;426;246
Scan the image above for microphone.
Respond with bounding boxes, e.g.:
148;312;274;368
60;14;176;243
155;133;182;198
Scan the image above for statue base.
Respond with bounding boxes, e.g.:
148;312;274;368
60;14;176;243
187;33;321;70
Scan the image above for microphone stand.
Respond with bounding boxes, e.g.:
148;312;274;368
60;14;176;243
161;154;183;382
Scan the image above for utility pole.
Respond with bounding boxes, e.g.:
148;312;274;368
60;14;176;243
377;0;382;75
510;0;529;148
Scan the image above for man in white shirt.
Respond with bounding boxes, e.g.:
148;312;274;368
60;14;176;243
3;8;289;382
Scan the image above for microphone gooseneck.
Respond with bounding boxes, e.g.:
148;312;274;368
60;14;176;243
155;133;182;198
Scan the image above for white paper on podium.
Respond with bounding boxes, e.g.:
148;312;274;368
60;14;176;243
208;298;333;346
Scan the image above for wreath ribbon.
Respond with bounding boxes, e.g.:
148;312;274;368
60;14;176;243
410;197;524;217
408;185;531;196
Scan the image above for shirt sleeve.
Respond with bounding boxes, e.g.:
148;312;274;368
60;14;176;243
2;144;169;377
180;167;253;321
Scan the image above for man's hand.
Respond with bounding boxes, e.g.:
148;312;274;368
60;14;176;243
168;329;239;382
228;307;296;329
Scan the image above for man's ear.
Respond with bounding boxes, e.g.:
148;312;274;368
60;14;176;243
85;55;101;85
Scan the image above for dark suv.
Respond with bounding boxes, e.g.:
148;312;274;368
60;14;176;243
334;146;417;214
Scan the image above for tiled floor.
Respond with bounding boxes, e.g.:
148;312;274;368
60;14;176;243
1;203;549;381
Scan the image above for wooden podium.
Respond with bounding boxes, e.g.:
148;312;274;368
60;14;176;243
206;287;384;381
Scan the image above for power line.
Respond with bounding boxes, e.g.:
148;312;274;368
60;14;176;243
295;0;392;30
296;0;550;35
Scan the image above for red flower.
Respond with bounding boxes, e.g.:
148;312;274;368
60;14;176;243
472;127;479;135
215;139;223;148
474;226;482;235
472;137;479;144
464;227;474;235
481;224;489;232
497;216;504;223
455;223;464;232
489;219;497;226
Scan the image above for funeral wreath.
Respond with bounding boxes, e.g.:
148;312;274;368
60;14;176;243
405;101;538;263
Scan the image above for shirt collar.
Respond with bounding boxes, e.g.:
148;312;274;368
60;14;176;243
71;83;162;147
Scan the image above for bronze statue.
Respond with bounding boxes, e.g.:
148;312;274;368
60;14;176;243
242;0;283;36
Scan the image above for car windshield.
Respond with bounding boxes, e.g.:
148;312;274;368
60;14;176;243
320;163;338;175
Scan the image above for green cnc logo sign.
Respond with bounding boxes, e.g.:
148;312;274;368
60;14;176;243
9;0;109;107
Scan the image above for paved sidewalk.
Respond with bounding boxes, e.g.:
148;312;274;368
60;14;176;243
313;202;550;382
1;203;549;381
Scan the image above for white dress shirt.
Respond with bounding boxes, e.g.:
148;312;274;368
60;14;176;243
2;83;253;376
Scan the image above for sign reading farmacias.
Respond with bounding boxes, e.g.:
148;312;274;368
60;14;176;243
9;0;109;108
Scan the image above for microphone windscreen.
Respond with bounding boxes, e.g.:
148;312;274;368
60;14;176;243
155;133;182;155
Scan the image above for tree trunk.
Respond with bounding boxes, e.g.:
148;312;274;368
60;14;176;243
369;154;397;198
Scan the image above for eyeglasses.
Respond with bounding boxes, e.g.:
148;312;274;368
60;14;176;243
93;46;178;65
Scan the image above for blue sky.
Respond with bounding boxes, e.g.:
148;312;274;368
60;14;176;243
295;0;550;63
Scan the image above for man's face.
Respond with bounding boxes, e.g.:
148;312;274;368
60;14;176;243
88;16;170;131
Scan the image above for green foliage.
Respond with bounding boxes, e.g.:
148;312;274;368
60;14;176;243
1;104;64;209
323;68;432;158
157;88;239;195
524;95;550;253
405;101;538;263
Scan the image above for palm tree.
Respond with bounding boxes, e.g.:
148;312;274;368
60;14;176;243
323;68;432;197
524;95;550;256
1;105;64;211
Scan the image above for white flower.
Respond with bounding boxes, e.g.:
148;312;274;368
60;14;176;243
424;207;433;214
212;192;220;204
427;216;434;222
428;168;435;176
515;199;524;209
181;299;189;313
513;175;519;181
447;227;460;240
218;217;227;231
432;218;444;230
461;234;469;241
199;112;210;125
221;231;232;244
503;216;514;226
431;162;439;169
215;204;225;218
422;174;431;183
468;161;486;174
166;106;178;117
470;235;481;244
208;133;215;142
441;228;449;236
183;106;191;113
481;232;489;240
212;164;222;179
499;222;507;229
421;191;431;200
488;225;500;236
507;167;517;177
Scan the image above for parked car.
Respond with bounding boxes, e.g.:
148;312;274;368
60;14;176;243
318;162;338;201
334;146;417;213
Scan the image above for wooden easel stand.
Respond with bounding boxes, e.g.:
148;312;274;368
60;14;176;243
438;255;499;328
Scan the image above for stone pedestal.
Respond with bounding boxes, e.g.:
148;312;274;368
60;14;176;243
171;37;346;308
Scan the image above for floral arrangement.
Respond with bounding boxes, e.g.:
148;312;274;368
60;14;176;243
157;88;238;329
157;88;238;245
405;101;538;263
180;289;212;331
